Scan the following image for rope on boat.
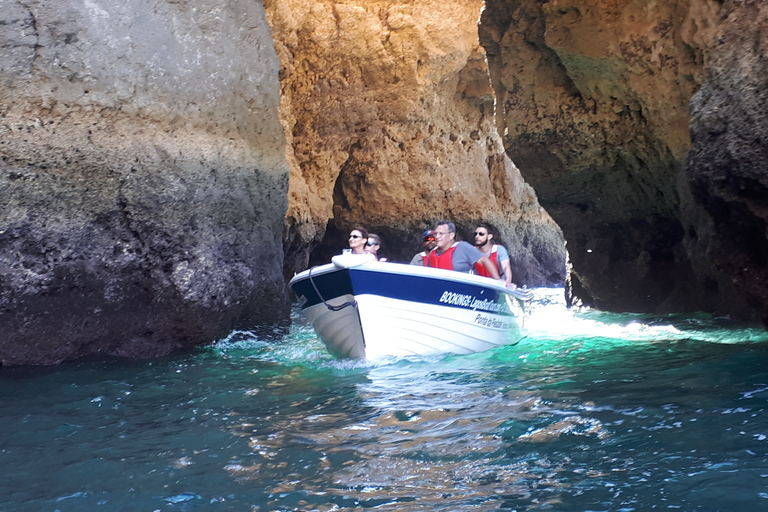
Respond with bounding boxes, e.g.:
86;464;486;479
308;266;358;312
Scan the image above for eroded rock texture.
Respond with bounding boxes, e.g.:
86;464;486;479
0;0;290;365
480;0;768;320
685;0;768;323
265;0;566;286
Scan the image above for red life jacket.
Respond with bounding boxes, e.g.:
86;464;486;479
420;251;429;266
474;245;500;277
427;243;458;270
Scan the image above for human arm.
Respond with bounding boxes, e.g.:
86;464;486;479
496;245;513;287
500;258;514;288
457;242;501;279
410;252;424;266
477;255;501;280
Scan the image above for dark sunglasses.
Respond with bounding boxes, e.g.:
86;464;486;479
474;232;488;236
424;236;435;241
366;241;377;247
349;235;362;239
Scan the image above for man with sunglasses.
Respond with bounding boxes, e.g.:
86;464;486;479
365;233;386;261
409;229;438;266
426;220;501;280
473;223;514;288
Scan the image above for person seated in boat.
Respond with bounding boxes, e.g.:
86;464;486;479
427;220;501;280
346;226;369;254
410;229;437;266
365;233;387;261
473;223;515;289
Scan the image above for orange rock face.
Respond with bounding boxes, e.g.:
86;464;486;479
481;0;768;322
265;0;566;286
480;0;720;312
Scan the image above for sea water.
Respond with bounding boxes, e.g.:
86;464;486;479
2;288;768;511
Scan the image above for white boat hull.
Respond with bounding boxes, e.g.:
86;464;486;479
356;294;523;358
290;254;530;360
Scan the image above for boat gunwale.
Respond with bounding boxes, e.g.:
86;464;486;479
289;258;532;302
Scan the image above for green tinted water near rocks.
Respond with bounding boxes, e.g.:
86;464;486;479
2;289;768;511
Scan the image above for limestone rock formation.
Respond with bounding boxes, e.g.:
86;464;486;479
265;0;566;286
685;0;768;324
480;0;768;322
0;0;290;365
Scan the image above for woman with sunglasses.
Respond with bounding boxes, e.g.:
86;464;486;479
347;227;369;254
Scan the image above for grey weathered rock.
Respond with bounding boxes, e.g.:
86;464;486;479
0;0;290;365
684;0;768;324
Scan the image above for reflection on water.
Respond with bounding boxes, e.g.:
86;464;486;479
2;289;768;511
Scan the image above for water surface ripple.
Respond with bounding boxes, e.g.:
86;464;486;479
2;289;768;511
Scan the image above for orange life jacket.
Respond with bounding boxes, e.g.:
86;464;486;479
427;243;458;270
474;245;500;277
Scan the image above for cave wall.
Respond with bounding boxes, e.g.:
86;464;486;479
265;0;566;287
684;0;768;324
479;0;768;319
0;0;290;365
7;0;765;367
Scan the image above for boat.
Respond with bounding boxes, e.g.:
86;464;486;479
288;252;533;359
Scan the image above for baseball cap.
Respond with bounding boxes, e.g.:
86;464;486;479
423;229;436;239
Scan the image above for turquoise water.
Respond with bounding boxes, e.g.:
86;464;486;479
2;288;768;511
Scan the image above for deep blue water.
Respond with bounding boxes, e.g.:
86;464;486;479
2;288;768;511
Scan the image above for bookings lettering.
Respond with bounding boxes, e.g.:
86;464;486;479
438;291;511;314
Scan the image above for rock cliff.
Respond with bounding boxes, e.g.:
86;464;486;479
685;0;768;323
8;0;764;366
480;0;768;322
0;0;290;365
265;0;566;285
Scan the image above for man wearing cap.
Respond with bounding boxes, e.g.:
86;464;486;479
409;229;437;266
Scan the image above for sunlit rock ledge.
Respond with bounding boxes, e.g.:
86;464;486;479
0;0;290;365
265;0;567;285
481;0;768;325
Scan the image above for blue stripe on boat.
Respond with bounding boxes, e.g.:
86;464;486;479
291;268;513;316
